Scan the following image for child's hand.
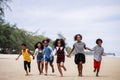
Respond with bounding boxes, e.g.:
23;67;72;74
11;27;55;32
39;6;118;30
33;56;35;60
103;54;106;56
16;58;18;60
67;54;71;58
66;54;69;57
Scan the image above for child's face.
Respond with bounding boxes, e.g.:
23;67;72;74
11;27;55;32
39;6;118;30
43;41;48;46
37;43;41;48
57;40;61;47
76;36;82;42
97;41;102;46
21;45;26;50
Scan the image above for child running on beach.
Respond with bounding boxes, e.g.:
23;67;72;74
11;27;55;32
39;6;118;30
68;34;91;77
92;38;105;77
42;39;55;76
52;39;68;77
34;42;44;75
16;43;34;76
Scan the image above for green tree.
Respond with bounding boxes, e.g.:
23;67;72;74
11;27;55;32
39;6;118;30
0;0;11;22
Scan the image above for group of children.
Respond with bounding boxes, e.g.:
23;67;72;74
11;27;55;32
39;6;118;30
16;34;105;77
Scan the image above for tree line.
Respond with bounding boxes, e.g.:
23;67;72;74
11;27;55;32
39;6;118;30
0;23;47;54
0;23;71;54
0;0;71;54
0;0;46;54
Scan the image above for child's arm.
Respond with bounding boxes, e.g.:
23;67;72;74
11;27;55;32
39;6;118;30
84;45;92;51
90;46;96;52
102;53;106;56
64;48;69;57
33;49;38;58
28;50;35;59
68;47;75;57
102;48;106;56
33;52;37;59
16;52;22;60
52;49;56;56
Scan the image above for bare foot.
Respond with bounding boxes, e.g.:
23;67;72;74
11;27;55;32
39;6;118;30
80;74;82;77
40;72;43;75
96;74;99;77
60;74;63;77
64;68;67;71
44;73;47;76
78;72;82;77
94;69;96;72
25;73;28;76
39;72;41;75
63;67;67;71
29;69;31;73
25;71;29;76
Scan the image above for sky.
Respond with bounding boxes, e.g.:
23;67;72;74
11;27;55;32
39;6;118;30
4;0;120;56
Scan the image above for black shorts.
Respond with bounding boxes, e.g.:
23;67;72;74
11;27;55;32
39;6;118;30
74;53;86;64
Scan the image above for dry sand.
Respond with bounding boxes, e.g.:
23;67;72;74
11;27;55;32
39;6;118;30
0;54;120;80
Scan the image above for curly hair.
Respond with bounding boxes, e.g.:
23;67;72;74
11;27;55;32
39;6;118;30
74;34;82;41
96;38;103;44
34;42;44;50
21;43;27;46
42;38;51;43
53;39;65;48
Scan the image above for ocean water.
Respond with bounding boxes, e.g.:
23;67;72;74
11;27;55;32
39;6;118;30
107;55;120;58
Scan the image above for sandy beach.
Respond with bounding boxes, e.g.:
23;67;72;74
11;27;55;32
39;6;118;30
0;54;120;80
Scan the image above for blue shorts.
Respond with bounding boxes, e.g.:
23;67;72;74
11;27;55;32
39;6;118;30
37;55;44;62
44;56;54;63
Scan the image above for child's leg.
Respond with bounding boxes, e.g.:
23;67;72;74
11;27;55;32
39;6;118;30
60;62;66;71
94;60;97;72
77;64;80;76
50;62;54;73
40;61;44;74
96;62;99;76
49;56;54;73
37;61;41;74
57;63;63;77
96;69;99;77
28;62;31;73
24;61;28;75
78;61;83;77
96;61;101;77
45;61;48;75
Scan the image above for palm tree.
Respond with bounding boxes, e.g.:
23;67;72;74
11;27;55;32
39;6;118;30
0;0;11;22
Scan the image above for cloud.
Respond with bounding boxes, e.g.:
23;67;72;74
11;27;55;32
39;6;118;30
4;0;120;55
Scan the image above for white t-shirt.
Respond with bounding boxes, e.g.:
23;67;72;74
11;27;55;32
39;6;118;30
35;48;43;56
